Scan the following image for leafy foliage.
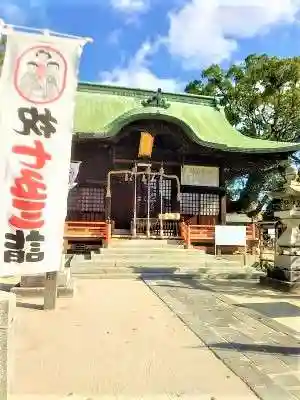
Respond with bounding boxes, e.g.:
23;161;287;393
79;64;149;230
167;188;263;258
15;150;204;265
186;54;300;141
186;55;300;214
0;36;5;72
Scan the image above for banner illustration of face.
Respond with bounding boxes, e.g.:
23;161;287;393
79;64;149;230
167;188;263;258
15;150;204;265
15;46;67;104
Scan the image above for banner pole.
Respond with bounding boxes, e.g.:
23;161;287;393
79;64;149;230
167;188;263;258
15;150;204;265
0;19;93;43
44;271;58;310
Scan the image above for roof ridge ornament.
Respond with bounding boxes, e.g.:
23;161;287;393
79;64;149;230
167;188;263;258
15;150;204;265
141;88;170;109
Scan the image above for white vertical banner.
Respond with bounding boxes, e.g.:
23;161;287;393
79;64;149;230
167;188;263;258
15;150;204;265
69;161;81;190
0;31;85;276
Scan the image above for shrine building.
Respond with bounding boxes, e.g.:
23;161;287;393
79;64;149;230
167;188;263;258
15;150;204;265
66;82;300;244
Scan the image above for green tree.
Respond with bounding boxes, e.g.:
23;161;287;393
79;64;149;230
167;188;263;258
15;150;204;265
0;36;5;72
186;54;300;214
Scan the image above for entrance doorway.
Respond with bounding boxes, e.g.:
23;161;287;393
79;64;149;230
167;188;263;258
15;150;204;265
136;174;158;219
107;164;181;237
111;177;133;230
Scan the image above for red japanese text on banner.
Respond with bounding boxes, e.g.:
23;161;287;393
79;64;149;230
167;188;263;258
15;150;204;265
0;31;84;276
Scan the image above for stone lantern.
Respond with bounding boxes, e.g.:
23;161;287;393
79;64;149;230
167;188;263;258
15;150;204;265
263;165;300;289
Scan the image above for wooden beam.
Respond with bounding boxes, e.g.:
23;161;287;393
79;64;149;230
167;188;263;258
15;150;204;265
219;164;227;224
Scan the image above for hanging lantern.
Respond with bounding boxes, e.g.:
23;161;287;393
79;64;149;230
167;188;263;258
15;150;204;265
142;174;146;184
151;175;156;182
138;131;154;158
124;173;129;182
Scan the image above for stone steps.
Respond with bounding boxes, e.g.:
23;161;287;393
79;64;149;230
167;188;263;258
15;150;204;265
66;238;260;281
107;239;184;248
71;259;242;269
72;264;242;272
99;247;204;255
73;269;262;280
71;253;256;265
91;254;236;263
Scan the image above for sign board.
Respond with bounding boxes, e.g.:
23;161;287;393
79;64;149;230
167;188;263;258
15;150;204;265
0;30;84;276
268;228;276;238
215;225;246;246
181;165;219;187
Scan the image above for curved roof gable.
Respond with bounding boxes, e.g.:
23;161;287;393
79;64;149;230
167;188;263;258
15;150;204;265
74;82;300;154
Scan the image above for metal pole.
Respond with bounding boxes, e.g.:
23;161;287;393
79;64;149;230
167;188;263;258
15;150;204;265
146;166;151;237
0;291;15;400
159;170;163;238
133;166;137;237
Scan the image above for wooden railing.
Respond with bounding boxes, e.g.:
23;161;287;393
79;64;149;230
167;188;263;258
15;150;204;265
180;222;259;251
64;220;111;251
246;223;259;242
135;218;180;237
180;222;215;247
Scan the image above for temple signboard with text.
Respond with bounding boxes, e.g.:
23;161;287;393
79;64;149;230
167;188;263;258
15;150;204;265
181;165;219;187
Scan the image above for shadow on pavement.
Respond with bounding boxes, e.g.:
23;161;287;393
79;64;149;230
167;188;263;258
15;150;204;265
0;283;16;292
132;267;179;275
16;301;44;310
145;275;300;300
236;301;300;318
208;342;300;356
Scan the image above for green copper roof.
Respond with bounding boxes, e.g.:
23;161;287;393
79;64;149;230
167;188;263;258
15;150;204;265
74;82;300;154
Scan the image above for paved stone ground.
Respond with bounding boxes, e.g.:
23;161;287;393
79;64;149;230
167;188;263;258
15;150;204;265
195;279;300;336
11;279;257;399
144;278;300;400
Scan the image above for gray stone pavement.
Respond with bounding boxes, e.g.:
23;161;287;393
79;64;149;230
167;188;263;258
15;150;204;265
144;278;300;400
195;279;300;338
11;279;257;400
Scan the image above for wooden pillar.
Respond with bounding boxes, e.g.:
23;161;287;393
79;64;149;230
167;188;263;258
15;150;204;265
219;165;226;224
171;175;181;213
218;165;226;255
220;192;227;224
105;195;112;221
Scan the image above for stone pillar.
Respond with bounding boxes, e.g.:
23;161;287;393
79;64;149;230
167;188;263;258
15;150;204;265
260;166;300;290
0;291;16;400
16;252;74;299
44;271;58;310
274;207;300;283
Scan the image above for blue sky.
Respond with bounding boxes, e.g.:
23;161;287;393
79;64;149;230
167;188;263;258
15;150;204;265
1;0;300;92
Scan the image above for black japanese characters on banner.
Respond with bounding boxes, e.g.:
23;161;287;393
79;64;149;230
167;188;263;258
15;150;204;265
4;230;45;263
15;107;57;138
4;106;57;264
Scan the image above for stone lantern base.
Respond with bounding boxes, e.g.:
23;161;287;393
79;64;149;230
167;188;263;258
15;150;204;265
260;275;300;292
260;245;300;293
259;165;300;292
274;255;300;282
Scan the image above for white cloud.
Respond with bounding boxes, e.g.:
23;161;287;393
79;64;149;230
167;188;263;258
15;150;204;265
166;0;300;69
0;1;26;24
110;0;149;13
0;0;48;25
107;29;122;45
99;41;183;92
